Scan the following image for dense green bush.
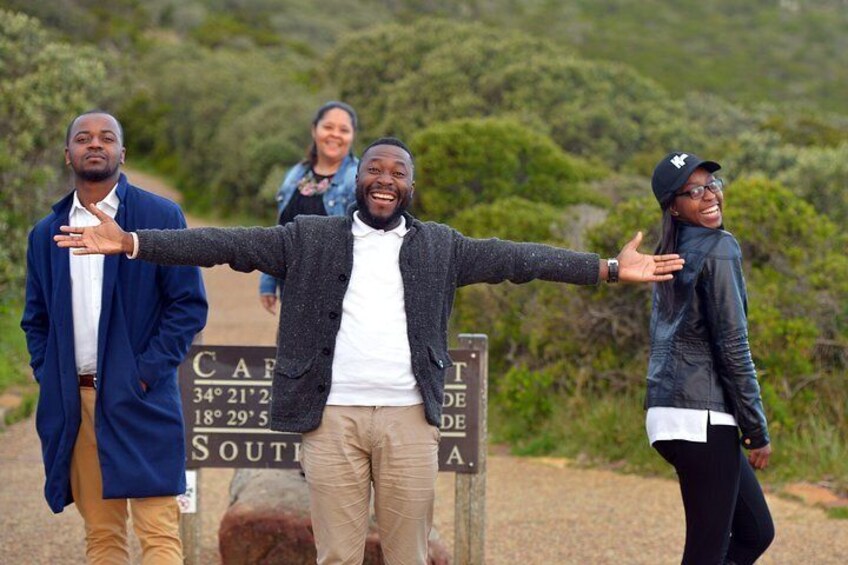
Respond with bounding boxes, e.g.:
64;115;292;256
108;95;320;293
0;0;151;48
327;19;761;170
776;142;848;227
327;20;519;137
520;0;848;115
449;198;606;245
715;133;848;227
493;365;555;442
409;118;606;221
758;107;848;148
0;10;108;297
116;42;323;217
725;179;848;432
723;130;800;181
189;13;282;48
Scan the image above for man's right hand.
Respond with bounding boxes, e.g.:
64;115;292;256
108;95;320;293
54;203;133;255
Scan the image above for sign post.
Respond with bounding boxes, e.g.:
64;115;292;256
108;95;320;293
453;334;488;565
178;469;200;565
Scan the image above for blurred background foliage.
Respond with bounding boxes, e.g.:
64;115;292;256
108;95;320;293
1;1;846;489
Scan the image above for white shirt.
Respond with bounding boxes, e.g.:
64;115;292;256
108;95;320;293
646;407;737;445
69;185;119;374
327;212;423;407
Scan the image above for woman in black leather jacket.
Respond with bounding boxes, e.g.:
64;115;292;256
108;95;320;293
646;152;774;565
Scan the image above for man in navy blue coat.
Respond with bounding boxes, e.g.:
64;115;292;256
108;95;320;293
21;111;208;563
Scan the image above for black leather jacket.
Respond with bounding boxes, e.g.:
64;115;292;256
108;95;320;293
646;223;770;449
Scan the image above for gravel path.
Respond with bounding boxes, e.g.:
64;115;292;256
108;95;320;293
2;169;845;563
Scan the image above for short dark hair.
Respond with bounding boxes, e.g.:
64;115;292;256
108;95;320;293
65;110;124;146
362;137;414;166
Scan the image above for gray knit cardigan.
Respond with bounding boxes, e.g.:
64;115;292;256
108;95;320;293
138;211;600;433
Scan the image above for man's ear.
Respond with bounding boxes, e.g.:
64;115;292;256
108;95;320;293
64;147;70;166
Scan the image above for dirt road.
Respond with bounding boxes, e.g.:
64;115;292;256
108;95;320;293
1;168;846;563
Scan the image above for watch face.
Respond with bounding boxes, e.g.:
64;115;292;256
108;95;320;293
608;258;619;283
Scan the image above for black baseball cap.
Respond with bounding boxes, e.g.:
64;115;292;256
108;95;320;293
651;151;721;206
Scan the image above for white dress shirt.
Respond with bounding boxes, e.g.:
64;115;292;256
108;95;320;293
69;185;119;374
646;407;737;445
327;212;423;407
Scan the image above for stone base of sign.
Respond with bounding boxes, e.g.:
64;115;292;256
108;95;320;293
219;469;450;565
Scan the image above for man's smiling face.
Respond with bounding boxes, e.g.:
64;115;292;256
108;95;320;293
355;143;415;230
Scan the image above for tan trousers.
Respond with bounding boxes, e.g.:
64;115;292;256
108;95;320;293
300;404;440;565
70;388;182;565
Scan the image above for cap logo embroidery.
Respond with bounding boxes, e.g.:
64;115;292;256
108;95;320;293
670;154;689;169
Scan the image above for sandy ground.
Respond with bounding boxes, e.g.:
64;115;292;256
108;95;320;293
1;168;846;563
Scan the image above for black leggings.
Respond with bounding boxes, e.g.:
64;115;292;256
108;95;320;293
653;425;774;565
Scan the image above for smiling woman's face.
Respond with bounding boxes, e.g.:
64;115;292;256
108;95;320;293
312;107;354;165
670;167;724;229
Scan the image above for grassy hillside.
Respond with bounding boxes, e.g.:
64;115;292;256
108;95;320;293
489;0;848;114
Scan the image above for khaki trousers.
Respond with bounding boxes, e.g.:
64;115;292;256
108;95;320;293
300;404;440;565
70;388;182;565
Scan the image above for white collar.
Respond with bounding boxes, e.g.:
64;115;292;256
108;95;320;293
352;211;408;238
71;183;120;214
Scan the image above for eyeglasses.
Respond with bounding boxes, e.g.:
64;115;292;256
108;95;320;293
676;178;724;201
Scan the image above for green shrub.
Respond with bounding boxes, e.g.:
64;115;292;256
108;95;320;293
190;13;282;48
410;117;606;222
777;142;848;227
116;42;322;217
328;19;701;168
492;365;555;442
449;197;609;246
0;301;29;393
0;10;108;297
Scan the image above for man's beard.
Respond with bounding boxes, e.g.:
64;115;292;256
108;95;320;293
77;164;119;182
356;191;407;230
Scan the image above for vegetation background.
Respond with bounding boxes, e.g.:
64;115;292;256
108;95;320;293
1;0;846;506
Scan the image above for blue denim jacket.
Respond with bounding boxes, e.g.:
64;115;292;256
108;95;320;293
259;154;358;296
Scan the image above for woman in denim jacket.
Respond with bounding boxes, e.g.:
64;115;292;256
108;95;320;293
646;151;774;565
259;101;359;314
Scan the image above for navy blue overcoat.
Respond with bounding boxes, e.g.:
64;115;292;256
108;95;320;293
21;174;208;513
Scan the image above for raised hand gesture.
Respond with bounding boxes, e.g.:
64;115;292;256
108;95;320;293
54;203;134;255
617;231;685;283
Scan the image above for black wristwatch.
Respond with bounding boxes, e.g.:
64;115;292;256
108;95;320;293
606;258;619;283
